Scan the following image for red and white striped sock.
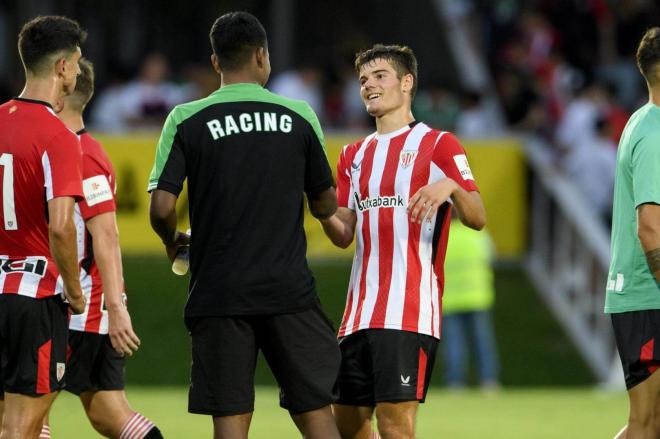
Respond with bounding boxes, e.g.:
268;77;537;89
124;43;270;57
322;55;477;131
371;432;381;439
118;412;156;439
39;425;51;439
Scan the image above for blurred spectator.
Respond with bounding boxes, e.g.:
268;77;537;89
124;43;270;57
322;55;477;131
455;89;503;138
413;84;460;132
91;52;192;132
555;81;606;156
442;218;500;390
269;65;325;122
564;116;617;223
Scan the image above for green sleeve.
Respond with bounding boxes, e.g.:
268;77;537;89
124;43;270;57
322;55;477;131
147;109;180;192
633;134;660;207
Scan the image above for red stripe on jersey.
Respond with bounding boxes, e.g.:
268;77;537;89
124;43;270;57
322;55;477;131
433;205;453;307
2;273;22;295
338;284;354;337
401;132;436;332
351;139;378;334
36;273;56;299
416;347;428;400
36;339;52;394
370;134;406;327
641;338;659;374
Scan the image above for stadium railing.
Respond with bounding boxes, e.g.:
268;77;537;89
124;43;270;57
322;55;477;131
524;137;622;387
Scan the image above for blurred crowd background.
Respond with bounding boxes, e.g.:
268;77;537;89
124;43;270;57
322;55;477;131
1;0;655;224
0;0;655;388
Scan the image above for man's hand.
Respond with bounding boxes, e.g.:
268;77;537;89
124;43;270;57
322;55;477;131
165;230;191;263
408;178;458;223
65;287;87;314
107;303;141;356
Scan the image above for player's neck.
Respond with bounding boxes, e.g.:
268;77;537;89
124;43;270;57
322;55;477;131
648;83;660;107
19;77;64;108
374;105;415;135
220;71;263;88
58;109;84;132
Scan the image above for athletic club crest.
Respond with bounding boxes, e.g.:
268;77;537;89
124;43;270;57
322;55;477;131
56;362;65;381
399;150;418;168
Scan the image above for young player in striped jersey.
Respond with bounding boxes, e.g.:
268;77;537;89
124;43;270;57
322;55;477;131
321;45;486;439
0;16;87;439
43;59;162;439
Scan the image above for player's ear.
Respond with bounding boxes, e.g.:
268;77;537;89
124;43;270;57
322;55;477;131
54;56;67;78
255;47;265;69
401;73;413;95
210;54;222;75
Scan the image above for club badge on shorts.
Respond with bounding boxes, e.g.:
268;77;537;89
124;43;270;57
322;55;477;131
400;150;418;169
56;362;65;382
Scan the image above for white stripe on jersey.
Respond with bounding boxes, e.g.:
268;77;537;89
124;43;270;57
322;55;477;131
74;204;86;263
0;254;7;293
17;266;42;298
384;124;430;327
42;151;54;201
68;267;94;332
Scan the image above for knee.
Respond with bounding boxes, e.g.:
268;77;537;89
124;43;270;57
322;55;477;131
376;415;414;439
1;417;39;439
629;408;654;429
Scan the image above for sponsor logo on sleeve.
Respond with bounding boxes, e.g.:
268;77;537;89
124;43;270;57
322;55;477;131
453;154;474;180
83;175;113;206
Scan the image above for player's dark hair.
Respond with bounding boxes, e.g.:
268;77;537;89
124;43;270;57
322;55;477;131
355;44;418;99
637;27;660;85
209;11;268;72
18;16;87;75
68;58;94;111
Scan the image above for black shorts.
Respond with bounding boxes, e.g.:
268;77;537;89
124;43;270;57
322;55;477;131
336;329;438;406
185;300;341;416
65;330;125;396
612;310;660;390
0;294;69;395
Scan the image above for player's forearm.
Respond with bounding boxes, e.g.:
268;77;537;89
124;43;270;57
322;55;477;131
149;190;178;245
451;188;486;231
88;216;124;309
49;221;82;297
638;204;660;282
320;208;356;249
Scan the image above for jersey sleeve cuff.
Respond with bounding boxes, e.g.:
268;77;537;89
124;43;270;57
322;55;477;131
305;177;335;197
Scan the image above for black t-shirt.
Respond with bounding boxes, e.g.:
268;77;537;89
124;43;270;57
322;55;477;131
148;83;333;317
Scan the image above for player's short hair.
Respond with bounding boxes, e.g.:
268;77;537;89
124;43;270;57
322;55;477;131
18;16;87;75
637;27;660;84
355;44;418;99
209;11;268;72
67;58;94;112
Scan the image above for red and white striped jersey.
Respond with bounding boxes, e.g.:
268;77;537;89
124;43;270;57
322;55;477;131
68;130;120;334
0;98;83;299
336;122;479;339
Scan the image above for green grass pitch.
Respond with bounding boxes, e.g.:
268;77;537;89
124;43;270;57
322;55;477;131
48;386;627;438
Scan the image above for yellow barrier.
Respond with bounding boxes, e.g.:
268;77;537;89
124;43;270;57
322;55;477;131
95;134;526;258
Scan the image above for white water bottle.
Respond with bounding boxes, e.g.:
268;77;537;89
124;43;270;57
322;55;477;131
172;229;191;275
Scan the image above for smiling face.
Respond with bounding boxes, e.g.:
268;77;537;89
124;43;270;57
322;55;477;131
358;57;413;118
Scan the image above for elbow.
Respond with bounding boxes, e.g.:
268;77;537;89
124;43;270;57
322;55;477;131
462;211;487;231
335;235;353;249
638;223;660;249
310;201;338;220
